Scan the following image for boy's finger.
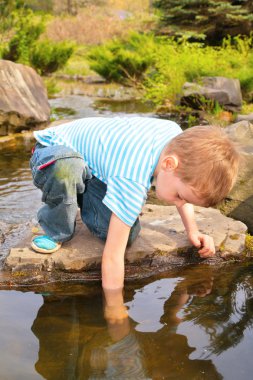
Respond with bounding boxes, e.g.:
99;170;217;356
199;247;215;256
198;243;215;256
191;236;201;247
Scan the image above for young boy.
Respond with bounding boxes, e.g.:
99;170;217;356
30;117;239;292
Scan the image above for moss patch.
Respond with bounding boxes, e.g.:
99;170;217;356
219;242;226;253
216;198;240;216
229;234;240;240
12;271;27;277
154;248;168;256
244;234;253;256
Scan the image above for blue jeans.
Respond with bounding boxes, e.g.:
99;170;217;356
30;144;140;245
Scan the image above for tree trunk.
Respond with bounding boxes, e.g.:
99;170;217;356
67;0;77;15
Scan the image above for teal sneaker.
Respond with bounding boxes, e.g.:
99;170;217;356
31;235;62;254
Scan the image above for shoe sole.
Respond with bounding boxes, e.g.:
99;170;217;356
31;240;62;254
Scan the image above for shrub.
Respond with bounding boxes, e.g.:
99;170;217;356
144;35;253;103
2;8;44;64
88;32;253;104
30;39;74;75
43;77;61;98
88;32;157;84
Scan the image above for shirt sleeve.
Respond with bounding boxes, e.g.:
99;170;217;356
102;177;147;226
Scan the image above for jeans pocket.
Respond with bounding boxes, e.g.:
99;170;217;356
42;190;63;206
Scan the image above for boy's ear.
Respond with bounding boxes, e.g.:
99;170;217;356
162;155;179;171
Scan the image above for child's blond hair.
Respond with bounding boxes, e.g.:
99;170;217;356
166;125;240;206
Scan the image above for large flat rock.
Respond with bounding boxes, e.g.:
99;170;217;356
4;205;247;276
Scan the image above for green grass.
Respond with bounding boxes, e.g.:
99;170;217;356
56;46;94;77
144;36;253;104
241;102;253;114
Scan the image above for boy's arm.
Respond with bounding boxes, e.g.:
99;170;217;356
176;203;215;257
102;212;130;289
102;213;130;322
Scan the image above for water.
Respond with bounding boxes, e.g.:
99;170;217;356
1;263;253;379
49;95;154;121
1;98;253;379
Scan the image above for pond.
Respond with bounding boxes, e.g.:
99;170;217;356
1;95;253;379
1;263;253;379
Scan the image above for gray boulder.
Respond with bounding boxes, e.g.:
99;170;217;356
236;113;253;123
225;120;253;146
222;121;253;232
181;77;242;112
0;60;50;136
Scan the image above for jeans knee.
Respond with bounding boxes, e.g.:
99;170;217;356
53;157;85;182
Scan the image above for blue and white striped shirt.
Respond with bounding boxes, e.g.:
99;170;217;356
34;117;182;226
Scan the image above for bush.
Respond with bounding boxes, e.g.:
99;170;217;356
30;39;74;75
2;8;44;64
88;32;157;84
148;35;253;103
88;32;253;104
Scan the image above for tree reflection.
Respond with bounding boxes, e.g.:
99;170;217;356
182;264;253;356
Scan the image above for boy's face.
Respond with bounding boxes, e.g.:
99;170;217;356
155;155;204;208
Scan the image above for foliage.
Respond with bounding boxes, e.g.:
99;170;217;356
0;0;24;31
153;0;253;45
0;0;149;17
88;32;157;83
30;39;74;75
43;77;61;98
0;41;7;58
244;234;253;257
1;6;74;74
88;32;253;104
23;0;54;13
2;8;44;64
57;46;93;76
144;34;253;104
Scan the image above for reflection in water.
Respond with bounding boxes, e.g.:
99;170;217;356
29;265;228;380
0;136;41;224
1;260;253;378
184;265;253;358
31;292;149;380
0;137;42;259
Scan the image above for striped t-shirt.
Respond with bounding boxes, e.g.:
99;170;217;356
34;117;182;226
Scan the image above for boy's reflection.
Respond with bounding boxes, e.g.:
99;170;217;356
32;292;148;379
134;269;221;380
31;268;221;379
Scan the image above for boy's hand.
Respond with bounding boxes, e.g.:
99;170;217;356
103;288;130;341
103;288;128;324
104;305;130;342
187;231;215;257
176;203;215;258
104;304;128;324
